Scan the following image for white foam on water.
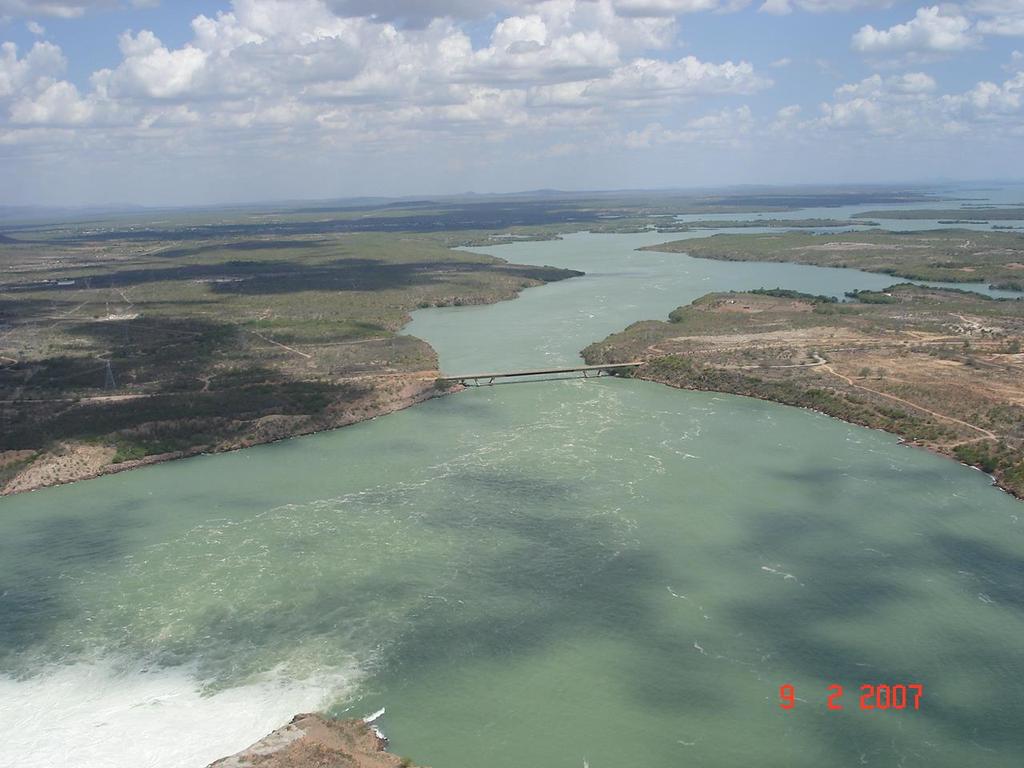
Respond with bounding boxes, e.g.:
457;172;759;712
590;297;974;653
0;658;359;768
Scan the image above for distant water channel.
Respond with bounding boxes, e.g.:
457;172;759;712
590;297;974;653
2;206;1024;768
409;230;1020;373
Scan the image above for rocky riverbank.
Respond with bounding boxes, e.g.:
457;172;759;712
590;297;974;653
208;714;422;768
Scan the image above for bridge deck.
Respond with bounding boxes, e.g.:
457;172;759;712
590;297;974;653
448;362;641;382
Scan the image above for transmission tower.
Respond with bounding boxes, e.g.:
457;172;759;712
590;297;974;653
104;360;117;390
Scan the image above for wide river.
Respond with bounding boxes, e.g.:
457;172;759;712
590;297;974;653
2;208;1024;767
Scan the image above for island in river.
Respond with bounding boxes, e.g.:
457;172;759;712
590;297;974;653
583;284;1024;498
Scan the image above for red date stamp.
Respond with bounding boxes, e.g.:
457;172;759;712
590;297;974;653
779;684;923;711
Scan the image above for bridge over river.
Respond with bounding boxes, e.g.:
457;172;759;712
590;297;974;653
447;362;641;386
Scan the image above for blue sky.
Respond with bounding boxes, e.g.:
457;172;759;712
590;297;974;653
1;0;1023;206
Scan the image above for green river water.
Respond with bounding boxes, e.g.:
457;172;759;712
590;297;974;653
1;230;1023;768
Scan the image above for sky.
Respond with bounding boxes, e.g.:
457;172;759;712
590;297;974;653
1;0;1023;206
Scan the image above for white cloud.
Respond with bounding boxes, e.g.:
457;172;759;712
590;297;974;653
26;19;45;34
10;0;1016;198
4;0;1024;203
625;105;754;147
1;1;98;17
0;39;65;97
0;0;154;18
891;70;937;92
834;72;936;99
947;70;1024;115
970;0;1024;37
852;6;979;55
324;0;509;24
0;0;770;157
524;53;767;112
611;0;742;16
815;77;941;134
319;0;745;26
768;102;801;130
811;64;1024;138
586;55;768;102
465;13;621;84
759;0;895;14
846;0;1024;61
95;29;207;99
10;78;93;123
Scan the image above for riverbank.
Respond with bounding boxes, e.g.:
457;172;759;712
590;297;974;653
1;372;456;495
629;364;1023;501
0;221;580;496
584;286;1024;499
208;714;422;768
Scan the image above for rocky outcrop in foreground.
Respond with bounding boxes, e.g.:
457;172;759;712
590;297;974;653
208;714;421;768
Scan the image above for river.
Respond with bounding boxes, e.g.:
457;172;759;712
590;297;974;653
2;203;1023;768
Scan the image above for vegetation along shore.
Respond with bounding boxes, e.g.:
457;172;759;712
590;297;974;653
583;285;1024;499
0;209;583;494
3;190;940;495
1;191;993;495
643;229;1024;292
